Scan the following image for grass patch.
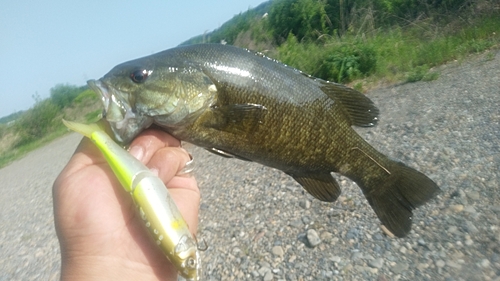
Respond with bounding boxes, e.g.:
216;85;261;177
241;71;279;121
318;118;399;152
274;15;500;86
0;95;100;169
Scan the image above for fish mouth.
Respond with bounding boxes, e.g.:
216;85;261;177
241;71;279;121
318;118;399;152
87;79;153;144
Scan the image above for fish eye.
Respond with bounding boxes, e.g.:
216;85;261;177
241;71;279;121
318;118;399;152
130;69;152;83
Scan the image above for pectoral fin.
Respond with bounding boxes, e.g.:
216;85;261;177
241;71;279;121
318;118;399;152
207;103;267;134
289;172;341;202
205;147;251;161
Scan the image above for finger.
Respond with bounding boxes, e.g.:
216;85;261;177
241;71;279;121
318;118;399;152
147;146;192;184
147;147;200;233
128;129;181;164
54;137;107;187
167;177;200;234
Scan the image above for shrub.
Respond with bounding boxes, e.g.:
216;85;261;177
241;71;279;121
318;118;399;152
317;42;377;83
50;84;82;108
14;99;59;147
73;89;99;105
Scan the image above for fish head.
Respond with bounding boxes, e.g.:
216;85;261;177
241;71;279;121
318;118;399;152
88;54;217;144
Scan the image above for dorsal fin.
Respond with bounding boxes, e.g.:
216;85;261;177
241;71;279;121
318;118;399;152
319;81;379;127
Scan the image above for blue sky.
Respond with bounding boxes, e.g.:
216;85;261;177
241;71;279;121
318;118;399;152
0;0;267;118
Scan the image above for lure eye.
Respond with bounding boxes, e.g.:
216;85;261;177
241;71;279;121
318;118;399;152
130;69;152;83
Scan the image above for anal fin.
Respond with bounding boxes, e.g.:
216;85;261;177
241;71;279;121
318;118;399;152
289;172;341;202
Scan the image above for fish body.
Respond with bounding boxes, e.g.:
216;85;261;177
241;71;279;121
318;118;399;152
88;44;439;237
62;120;200;280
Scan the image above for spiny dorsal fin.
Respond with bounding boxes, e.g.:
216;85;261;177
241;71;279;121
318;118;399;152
319;81;379;127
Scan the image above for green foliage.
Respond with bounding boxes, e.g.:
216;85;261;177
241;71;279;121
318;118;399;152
0;111;24;124
268;0;332;43
0;123;6;138
13;99;59;147
405;65;439;82
85;109;102;123
180;1;272;45
277;34;377;83
73;89;99;105
318;42;377;82
50;84;83;108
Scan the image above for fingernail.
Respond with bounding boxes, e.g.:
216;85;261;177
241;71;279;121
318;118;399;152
149;168;159;177
129;145;144;161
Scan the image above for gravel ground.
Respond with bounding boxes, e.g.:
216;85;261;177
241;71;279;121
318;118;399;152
0;50;499;281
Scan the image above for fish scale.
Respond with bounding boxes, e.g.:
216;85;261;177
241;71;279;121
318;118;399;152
88;43;440;238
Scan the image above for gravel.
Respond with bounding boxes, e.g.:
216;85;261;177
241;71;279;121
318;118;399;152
1;50;499;281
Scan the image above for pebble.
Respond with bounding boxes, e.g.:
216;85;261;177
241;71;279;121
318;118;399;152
258;266;271;276
289;219;303;228
391;262;409;274
480;259;490;268
330;256;341;263
263;271;274;281
436;260;446;268
272;246;284;257
301;216;311;225
466;191;480;200
446;260;462;269
299;199;311;209
306;229;322;248
449;204;464;212
464;206;477;214
346;227;360;239
368;258;385;269
320;231;333;242
465;221;479;234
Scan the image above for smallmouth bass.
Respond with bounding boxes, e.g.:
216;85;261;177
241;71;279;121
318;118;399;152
88;44;439;237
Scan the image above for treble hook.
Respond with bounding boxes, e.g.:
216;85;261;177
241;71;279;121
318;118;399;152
194;234;209;251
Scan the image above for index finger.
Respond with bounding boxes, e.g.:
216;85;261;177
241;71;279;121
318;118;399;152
128;128;183;164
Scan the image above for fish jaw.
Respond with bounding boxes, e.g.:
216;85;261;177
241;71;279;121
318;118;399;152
87;79;153;144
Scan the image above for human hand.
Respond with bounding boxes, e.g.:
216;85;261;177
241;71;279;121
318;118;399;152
53;129;200;281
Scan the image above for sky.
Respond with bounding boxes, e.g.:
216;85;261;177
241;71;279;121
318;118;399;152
0;0;267;118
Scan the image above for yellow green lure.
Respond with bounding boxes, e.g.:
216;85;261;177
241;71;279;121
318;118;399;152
63;119;200;281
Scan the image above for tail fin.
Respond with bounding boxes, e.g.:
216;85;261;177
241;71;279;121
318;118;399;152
363;161;440;237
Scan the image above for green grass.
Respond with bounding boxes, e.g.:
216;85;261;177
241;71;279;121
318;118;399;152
0;93;100;169
274;15;500;86
0;126;69;168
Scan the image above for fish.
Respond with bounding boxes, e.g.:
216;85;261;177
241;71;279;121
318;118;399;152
62;119;201;281
87;43;440;237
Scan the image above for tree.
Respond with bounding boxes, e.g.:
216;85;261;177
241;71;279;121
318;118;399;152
50;84;82;108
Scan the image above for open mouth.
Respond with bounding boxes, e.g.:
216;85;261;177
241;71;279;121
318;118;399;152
87;79;128;122
87;79;153;144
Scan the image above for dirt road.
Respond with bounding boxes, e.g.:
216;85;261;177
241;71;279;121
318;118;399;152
1;50;499;280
